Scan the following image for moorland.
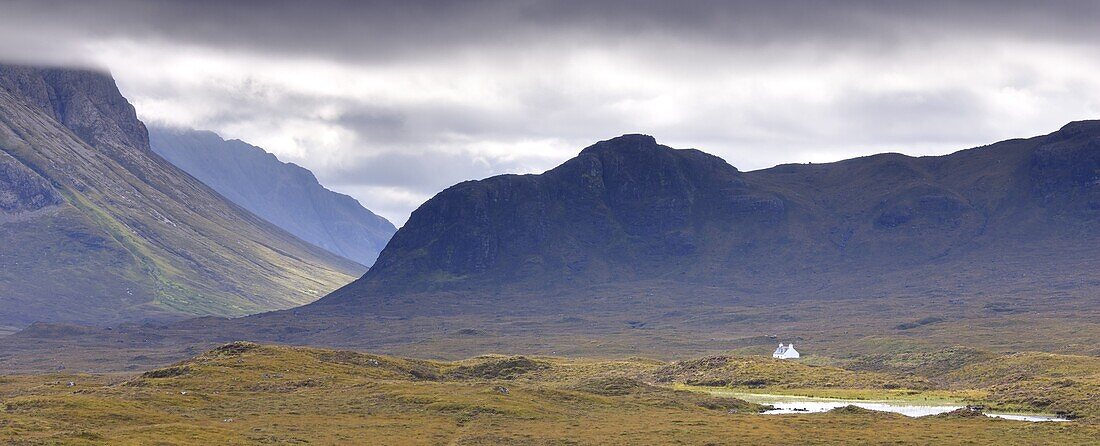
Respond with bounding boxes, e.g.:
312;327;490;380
2;342;1098;445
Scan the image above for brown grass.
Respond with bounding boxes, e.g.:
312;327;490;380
1;343;1097;445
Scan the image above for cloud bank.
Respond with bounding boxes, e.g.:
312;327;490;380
1;0;1099;224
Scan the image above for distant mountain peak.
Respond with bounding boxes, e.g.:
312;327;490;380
149;126;397;266
580;134;659;153
1055;119;1100;137
578;133;739;173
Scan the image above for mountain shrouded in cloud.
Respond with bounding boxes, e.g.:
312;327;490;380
1;1;1098;224
149;127;397;267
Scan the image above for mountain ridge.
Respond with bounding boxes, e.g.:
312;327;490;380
318;121;1099;307
149;126;396;266
3;121;1097;371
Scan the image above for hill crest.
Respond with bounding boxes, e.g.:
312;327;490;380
319;121;1099;306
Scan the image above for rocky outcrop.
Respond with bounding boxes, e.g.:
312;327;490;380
0;64;150;153
0;150;61;215
1030;121;1100;213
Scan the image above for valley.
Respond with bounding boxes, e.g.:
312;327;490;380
149;127;397;267
0;47;1097;444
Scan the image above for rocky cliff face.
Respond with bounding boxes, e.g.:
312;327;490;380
149;127;396;267
1029;121;1100;211
321;123;1100;306
0;64;362;326
0;65;150;152
0;150;61;215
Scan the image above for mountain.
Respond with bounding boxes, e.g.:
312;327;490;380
149;127;396;266
0;64;363;327
4;122;1098;368
320;124;1099;304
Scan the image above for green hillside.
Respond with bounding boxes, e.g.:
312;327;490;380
0;65;362;326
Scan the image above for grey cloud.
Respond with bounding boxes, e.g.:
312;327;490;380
835;89;994;144
3;1;1100;66
320;151;544;225
2;0;1099;225
327;151;521;196
336;108;407;143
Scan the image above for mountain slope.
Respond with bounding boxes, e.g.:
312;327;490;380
320;124;1099;305
0;64;362;326
5;123;1097;368
148;127;396;266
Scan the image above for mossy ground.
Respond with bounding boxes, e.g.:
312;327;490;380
1;343;1097;445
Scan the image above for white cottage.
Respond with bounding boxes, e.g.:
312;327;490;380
772;343;799;359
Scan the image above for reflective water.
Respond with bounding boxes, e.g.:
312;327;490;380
984;413;1070;422
761;400;958;417
723;392;1070;422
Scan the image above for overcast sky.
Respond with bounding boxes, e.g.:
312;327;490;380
2;0;1099;225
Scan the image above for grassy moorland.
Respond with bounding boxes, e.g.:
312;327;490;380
1;343;1097;445
944;352;1100;419
655;352;1100;420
